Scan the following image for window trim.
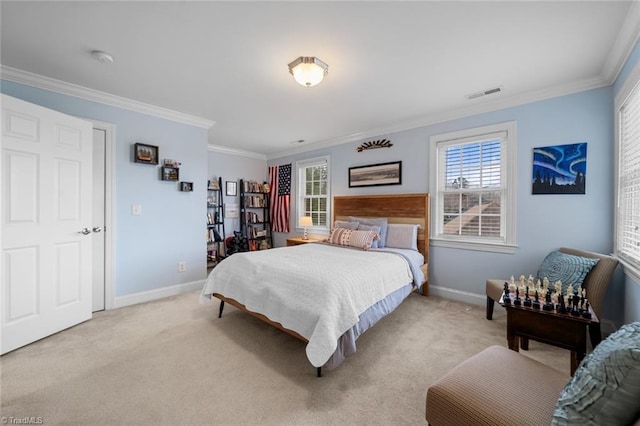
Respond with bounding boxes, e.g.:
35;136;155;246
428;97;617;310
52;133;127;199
429;121;517;253
295;155;331;235
614;58;640;280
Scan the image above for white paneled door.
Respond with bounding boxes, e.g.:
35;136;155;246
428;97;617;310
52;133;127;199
1;94;93;354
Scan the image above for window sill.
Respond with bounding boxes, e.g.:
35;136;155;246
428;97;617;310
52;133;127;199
616;256;640;285
430;238;518;254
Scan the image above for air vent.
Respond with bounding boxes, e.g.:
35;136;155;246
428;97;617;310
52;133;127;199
465;86;503;100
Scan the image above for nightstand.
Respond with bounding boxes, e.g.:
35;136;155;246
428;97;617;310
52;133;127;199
286;237;321;246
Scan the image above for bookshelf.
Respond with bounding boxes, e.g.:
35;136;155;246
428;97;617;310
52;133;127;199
207;177;225;269
239;179;272;250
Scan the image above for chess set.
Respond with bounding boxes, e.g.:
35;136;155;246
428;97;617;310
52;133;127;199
500;275;592;320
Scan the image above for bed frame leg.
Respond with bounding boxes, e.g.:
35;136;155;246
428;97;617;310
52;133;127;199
218;300;225;318
317;367;322;378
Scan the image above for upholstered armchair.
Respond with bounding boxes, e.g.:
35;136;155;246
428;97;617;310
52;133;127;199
485;247;618;342
426;322;640;426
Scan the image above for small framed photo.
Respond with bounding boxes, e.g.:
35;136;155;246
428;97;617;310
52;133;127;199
179;182;193;192
134;143;159;165
161;166;179;181
226;181;237;196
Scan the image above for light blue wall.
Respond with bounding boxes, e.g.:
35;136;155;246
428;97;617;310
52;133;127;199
207;150;267;238
1;80;209;298
613;38;640;325
270;86;625;325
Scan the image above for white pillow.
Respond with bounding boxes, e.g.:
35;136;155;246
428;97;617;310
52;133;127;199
385;224;419;250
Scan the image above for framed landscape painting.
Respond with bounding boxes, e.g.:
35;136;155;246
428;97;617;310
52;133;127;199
349;161;402;188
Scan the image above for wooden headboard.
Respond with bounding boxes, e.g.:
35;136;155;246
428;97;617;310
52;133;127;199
333;193;430;295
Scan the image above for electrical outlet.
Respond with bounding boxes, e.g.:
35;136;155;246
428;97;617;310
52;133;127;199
178;261;187;272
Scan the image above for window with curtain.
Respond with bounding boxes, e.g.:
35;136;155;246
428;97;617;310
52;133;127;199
430;122;517;252
296;156;330;232
615;68;640;277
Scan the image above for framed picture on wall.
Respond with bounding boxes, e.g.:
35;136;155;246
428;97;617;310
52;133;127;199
226;181;237;196
348;161;402;188
134;143;159;165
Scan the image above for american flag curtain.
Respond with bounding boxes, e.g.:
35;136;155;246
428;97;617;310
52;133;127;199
269;164;292;233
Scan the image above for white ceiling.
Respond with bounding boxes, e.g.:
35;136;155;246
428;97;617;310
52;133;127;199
1;1;638;158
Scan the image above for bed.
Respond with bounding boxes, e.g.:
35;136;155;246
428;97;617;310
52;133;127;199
200;193;430;376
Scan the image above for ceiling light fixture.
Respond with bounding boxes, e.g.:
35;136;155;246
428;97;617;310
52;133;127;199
288;57;328;88
91;50;114;64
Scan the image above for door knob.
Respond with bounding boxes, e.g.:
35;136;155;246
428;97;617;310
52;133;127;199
78;228;91;235
92;227;103;233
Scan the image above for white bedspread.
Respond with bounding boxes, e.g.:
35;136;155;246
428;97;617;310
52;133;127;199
200;243;413;367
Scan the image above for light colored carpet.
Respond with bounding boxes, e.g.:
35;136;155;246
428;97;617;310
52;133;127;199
0;291;570;425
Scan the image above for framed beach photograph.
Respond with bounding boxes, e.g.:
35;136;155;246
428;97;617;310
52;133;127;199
134;143;159;165
348;161;402;188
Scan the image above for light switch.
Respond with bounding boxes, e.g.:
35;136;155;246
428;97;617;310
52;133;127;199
132;204;142;216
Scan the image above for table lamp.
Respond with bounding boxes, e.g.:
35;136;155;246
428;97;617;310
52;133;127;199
300;216;313;240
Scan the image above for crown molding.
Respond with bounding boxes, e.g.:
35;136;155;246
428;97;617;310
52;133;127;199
0;65;215;129
602;0;640;84
267;75;610;160
208;143;267;161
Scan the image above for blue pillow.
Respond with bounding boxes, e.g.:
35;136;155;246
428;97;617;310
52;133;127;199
349;216;388;248
552;321;640;425
538;251;599;293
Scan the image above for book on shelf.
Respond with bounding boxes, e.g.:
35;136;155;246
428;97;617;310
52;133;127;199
242;180;268;193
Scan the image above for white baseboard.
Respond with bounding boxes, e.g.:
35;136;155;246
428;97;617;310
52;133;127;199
429;285;486;306
114;280;205;309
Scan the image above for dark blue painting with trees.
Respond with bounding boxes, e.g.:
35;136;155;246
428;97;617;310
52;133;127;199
532;142;587;194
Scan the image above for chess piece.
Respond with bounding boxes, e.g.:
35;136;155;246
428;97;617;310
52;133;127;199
558;294;567;314
502;282;511;305
513;290;521;306
582;300;592;319
532;290;541;310
554;281;562;296
523;286;532;307
571;293;581;316
543;288;554;311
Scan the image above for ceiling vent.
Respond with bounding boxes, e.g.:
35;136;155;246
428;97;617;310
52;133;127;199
465;86;503;100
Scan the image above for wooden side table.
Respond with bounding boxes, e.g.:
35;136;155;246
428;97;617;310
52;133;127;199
500;294;599;375
286;237;321;246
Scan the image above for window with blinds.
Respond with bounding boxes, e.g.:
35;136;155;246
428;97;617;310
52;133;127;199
430;122;517;252
296;156;330;231
616;80;640;271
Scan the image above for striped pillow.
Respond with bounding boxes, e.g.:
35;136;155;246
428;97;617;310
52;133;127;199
326;228;379;250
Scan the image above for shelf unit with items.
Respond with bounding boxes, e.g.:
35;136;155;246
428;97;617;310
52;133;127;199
207;177;225;269
239;179;272;251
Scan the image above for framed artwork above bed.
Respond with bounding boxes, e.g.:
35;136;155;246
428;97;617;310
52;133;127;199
348;161;402;187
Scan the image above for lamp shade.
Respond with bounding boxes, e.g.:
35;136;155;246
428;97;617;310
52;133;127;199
300;216;313;227
288;57;328;88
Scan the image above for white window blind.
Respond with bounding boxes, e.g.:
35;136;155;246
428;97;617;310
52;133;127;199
617;81;640;269
296;157;330;231
440;134;504;239
430;122;517;252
